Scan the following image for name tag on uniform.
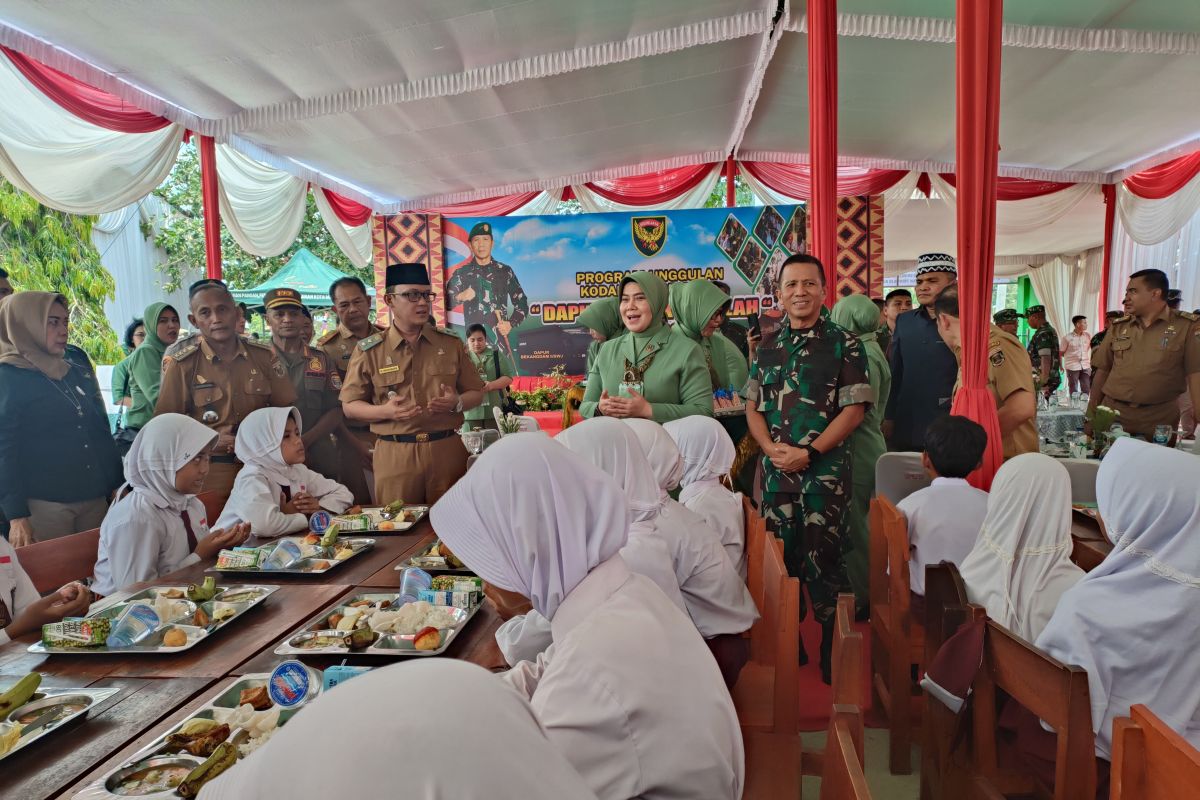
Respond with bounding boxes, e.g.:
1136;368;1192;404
379;365;400;374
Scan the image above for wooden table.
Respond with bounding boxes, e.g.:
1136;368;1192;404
0;584;350;680
233;588;508;676
1;675;213;800
1071;511;1113;572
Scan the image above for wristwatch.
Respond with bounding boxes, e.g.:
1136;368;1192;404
801;443;822;461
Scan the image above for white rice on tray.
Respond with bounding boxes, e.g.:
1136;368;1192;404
366;601;458;635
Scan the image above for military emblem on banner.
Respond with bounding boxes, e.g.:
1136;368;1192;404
631;216;668;257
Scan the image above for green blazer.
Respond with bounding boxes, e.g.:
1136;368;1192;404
580;325;713;423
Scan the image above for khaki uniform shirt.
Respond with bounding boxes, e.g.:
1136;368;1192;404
273;342;341;434
339;325;485;436
155;336;297;430
1091;307;1200;405
317;322;387;377
954;325;1039;459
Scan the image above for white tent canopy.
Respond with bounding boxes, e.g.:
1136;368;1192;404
0;0;1196;212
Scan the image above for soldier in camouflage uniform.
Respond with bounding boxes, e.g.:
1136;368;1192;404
744;255;874;683
1025;305;1061;398
445;222;529;368
1090;310;1124;352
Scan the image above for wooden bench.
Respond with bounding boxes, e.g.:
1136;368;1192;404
17;526;101;594
969;619;1097;800
802;594;866;779
869;495;924;774
1110;704;1200;799
820;705;873;799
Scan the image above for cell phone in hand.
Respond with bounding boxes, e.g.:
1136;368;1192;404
747;313;761;338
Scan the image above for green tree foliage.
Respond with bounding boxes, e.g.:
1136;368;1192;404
0;179;122;363
153;143;372;293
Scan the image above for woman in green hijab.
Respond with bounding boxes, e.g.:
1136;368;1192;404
121;302;182;441
580;272;712;423
669;279;749;392
575;296;624;375
830;293;891;613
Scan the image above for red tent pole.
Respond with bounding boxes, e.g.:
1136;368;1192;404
807;0;838;306
725;157;736;207
1099;184;1116;316
950;0;1004;489
199;135;222;280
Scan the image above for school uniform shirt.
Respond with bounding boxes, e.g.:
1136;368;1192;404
504;558;745;800
678;487;746;578
0;536;40;645
897;478;989;595
92;491;208;596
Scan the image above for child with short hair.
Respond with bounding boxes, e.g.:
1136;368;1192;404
897;415;989;597
215;407;353;538
93;414;252;596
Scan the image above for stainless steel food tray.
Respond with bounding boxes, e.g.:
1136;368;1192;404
206;537;376;575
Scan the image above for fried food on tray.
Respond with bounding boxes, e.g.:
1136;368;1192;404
238;686;271;711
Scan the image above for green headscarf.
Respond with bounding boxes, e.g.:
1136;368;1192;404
576;297;624;340
831;294;881;344
668;280;730;341
139;302;174;355
620;271;669;340
125;302;177;429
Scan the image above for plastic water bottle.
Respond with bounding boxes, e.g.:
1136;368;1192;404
398;567;433;605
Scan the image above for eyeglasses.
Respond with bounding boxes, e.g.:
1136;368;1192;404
389;290;438;303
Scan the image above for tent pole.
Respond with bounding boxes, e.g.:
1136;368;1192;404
199;135;222;280
807;0;838;305
725;157;736;207
1099;184;1116;317
950;0;1004;489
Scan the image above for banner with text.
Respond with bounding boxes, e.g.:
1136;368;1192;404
441;204;806;375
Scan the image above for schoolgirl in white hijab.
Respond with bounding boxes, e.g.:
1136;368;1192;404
93;414;251;596
430;433;744;800
663;415;745;576
215;407;352;538
199;659;598;800
560;418;757;640
959;453;1083;643
1037;439;1200;758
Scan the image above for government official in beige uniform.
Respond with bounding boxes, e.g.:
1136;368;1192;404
934;286;1039;459
340;263;484;505
155;280;296;493
1090;268;1200;439
318;276;385;504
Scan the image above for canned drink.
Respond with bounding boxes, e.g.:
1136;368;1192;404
309;511;332;533
269;660;321;708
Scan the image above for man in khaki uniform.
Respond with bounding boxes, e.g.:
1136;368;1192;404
1090;269;1200;439
934;286;1039;459
340;263;484;505
156;280;296;493
264;287;342;479
318;276;386;504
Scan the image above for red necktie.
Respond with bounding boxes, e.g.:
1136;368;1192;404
180;509;199;552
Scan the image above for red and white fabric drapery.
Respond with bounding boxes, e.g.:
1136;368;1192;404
1116;152;1200;246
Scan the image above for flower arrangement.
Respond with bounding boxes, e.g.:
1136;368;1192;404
509;364;574;411
497;412;524;435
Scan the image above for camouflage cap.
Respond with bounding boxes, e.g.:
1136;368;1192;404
468;222;493;240
1025;304;1046;316
993;308;1023;324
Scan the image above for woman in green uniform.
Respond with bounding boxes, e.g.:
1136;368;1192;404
580;271;712;423
830;293;891;615
668;279;749;392
463;323;515;430
123;302;182;441
575;296;624;375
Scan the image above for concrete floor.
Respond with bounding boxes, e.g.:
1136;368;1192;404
798;729;921;799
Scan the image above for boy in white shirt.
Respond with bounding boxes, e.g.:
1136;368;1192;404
897;415;989;597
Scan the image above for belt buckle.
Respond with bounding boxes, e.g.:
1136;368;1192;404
415;432;429;443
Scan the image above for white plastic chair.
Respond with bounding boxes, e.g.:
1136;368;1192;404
1059;458;1099;505
874;451;931;505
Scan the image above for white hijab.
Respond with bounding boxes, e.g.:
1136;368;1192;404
199;660;596;800
664;416;736;505
556;418;662;523
234;406;304;487
959;453;1083;642
623;418;685;499
430;432;629;621
124;413;216;512
1036;439;1200;757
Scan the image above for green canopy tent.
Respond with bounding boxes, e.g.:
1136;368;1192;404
228;248;373;309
